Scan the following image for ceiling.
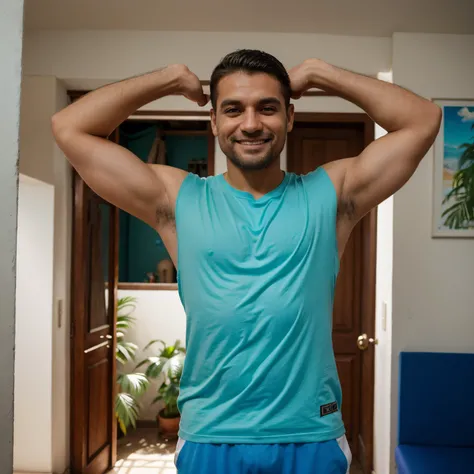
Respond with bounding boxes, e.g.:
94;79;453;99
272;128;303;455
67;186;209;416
24;0;474;37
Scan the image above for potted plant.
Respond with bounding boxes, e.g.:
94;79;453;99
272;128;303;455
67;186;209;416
136;339;185;439
115;296;149;436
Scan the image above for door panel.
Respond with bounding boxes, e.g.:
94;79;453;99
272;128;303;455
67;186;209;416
287;117;375;472
88;352;110;458
87;197;109;331
71;173;119;474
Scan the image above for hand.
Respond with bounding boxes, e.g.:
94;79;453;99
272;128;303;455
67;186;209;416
288;59;324;99
172;65;209;107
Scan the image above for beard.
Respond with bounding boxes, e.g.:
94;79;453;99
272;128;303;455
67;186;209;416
227;147;279;171
222;133;283;171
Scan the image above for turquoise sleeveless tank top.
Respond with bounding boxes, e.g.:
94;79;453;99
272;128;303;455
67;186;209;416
175;168;345;444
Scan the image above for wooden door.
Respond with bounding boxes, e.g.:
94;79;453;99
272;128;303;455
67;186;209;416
70;172;119;473
287;114;375;473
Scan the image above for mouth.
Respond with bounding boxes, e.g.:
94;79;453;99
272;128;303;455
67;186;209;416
235;138;272;146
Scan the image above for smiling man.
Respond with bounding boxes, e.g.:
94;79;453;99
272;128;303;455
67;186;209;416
52;49;441;474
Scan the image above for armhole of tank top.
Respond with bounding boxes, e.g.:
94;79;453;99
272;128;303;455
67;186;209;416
317;167;340;277
175;172;196;223
174;172;198;304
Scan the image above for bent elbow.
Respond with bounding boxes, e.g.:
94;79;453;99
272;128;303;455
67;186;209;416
51;112;74;146
427;103;442;139
415;104;442;147
51;112;65;140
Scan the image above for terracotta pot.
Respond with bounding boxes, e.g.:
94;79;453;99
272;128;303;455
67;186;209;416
157;408;180;439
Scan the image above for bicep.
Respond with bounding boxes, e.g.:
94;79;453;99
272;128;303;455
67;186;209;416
342;126;437;219
56;130;168;226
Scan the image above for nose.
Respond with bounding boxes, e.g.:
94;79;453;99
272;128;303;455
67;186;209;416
240;109;263;135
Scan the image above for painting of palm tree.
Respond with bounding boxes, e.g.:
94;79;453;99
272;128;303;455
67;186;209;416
442;124;474;229
433;102;474;237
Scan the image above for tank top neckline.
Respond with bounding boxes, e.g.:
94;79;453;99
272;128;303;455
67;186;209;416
217;171;290;203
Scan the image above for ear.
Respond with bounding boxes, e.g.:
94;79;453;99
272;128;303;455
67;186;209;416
210;109;218;136
286;104;295;133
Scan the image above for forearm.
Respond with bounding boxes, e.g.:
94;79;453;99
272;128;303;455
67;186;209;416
52;65;182;137
307;60;440;133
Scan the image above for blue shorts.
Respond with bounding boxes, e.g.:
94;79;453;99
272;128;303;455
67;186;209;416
174;435;352;474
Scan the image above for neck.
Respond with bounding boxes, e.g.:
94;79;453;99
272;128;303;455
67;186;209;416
224;159;284;199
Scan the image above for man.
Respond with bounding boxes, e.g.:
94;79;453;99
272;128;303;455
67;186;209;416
52;50;441;474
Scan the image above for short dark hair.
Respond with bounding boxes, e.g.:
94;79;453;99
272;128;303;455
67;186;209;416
210;49;291;109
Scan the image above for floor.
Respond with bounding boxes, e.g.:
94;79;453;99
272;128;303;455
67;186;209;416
110;428;177;474
109;428;364;474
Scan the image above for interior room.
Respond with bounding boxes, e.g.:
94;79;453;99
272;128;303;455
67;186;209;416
1;1;473;474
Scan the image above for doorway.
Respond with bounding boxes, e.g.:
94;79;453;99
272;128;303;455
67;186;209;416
287;113;376;474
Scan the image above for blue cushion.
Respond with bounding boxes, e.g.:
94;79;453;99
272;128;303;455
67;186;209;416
396;445;474;474
398;352;474;446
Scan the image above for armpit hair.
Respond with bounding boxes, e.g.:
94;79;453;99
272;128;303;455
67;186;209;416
337;196;356;220
156;201;175;226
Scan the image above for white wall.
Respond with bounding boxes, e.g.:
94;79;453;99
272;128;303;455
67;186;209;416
18;75;71;474
390;33;474;474
14;174;55;473
1;2;23;472
118;290;186;420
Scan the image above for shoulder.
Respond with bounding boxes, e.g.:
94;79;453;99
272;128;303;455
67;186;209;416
150;164;188;192
174;172;221;205
320;160;348;194
296;163;343;194
149;165;221;196
300;159;357;220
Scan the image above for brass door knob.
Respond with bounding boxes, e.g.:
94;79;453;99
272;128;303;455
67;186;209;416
357;333;378;351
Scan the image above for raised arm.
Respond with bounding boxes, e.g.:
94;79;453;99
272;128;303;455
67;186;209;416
51;64;208;228
289;59;442;223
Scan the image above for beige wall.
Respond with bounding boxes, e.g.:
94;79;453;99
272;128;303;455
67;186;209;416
390;32;474;474
17;75;71;474
19;76;57;184
23;30;391;88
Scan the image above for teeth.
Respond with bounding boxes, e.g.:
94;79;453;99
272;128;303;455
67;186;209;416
239;140;266;145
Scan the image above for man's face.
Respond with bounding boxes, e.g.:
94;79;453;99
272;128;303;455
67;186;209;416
211;72;294;171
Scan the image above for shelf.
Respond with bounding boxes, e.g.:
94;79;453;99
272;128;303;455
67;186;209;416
117;282;178;291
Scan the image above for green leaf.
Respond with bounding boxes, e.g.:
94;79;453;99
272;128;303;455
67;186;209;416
145;357;168;379
117;296;137;311
144;339;167;351
116;341;138;364
115;392;139;436
117;373;149;396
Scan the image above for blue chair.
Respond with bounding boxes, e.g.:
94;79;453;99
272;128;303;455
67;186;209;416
396;352;474;473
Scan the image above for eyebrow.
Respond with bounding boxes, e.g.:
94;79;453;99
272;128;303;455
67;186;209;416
220;97;282;109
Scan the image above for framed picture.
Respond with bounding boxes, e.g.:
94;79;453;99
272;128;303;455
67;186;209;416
432;100;474;238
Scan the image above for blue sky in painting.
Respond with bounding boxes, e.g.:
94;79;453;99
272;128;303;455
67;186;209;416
443;106;474;160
